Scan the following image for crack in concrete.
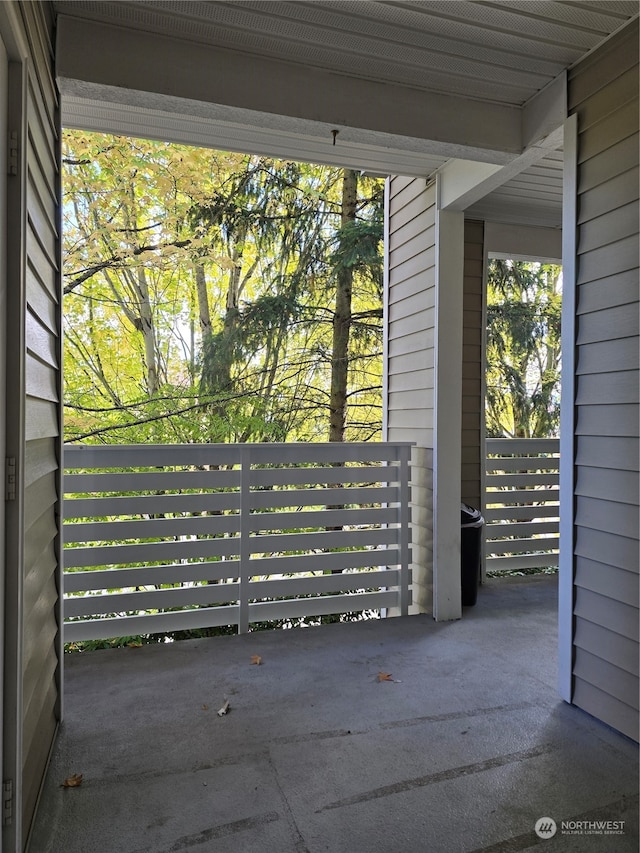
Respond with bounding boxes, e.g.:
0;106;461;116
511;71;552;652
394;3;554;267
167;811;281;851
379;699;540;729
271;700;542;746
268;752;311;853
316;743;556;813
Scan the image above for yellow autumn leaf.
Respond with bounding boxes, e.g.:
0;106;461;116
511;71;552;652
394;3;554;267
250;655;262;665
377;672;394;682
61;773;83;788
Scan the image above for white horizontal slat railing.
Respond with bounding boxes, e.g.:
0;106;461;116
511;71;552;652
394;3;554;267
484;438;560;573
63;442;413;641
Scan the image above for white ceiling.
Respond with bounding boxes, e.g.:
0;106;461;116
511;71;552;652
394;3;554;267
53;1;638;228
54;1;637;106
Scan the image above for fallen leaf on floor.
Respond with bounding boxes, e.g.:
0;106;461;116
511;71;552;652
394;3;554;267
202;704;209;711
250;655;262;665
61;774;83;788
377;672;401;682
217;699;230;717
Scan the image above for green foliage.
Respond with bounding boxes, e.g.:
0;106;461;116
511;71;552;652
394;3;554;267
63;132;384;445
330;214;383;283
485;259;562;438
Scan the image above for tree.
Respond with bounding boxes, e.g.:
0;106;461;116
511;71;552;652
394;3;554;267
485;259;562;438
329;169;358;442
62;131;385;445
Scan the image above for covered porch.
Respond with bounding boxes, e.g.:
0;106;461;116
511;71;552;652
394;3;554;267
30;575;638;853
0;3;637;850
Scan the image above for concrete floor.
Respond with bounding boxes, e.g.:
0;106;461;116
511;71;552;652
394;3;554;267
30;575;638;853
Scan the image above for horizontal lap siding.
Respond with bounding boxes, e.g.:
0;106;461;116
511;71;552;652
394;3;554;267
386;176;436;613
569;20;639;741
462;220;484;510
386;177;436;444
19;0;61;841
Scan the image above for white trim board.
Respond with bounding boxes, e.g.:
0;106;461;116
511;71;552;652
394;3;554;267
485;222;562;263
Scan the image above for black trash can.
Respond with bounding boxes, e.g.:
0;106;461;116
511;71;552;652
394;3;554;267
461;503;484;606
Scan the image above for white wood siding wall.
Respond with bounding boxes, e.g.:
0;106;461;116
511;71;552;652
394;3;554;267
4;2;61;846
569;20;639;741
462;220;484;510
386;176;436;614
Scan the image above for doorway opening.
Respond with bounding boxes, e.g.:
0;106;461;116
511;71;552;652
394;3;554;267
60;130;413;648
482;254;562;582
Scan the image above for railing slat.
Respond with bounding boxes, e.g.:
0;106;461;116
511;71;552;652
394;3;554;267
486;456;559;472
485;488;559;504
484;504;559;521
64;604;241;643
250;465;400;488
486;521;559;538
64;441;414;469
249;569;400;599
486;472;559;487
64;514;242;543
486;553;560;571
486;537;559;556
248;506;398;531
64;560;238;592
64;492;241;519
486;438;560;455
250;485;398;509
64;536;241;569
64;468;241;492
65;582;241;618
247;548;404;575
248;527;399;554
248;590;397;622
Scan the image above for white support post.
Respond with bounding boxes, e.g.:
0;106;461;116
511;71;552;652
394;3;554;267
433;179;464;621
558;114;578;702
239;446;251;634
382;177;390;443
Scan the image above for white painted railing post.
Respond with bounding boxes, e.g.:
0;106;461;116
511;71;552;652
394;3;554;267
238;445;251;633
398;444;411;616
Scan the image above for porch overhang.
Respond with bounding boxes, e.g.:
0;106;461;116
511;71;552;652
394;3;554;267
56;13;539;174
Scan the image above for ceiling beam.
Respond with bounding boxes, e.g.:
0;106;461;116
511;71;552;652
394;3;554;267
437;123;564;211
56;14;522;164
434;69;566;211
522;72;567;149
436;161;503;210
61;89;454;177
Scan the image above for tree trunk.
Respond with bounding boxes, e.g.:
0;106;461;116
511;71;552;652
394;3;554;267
195;263;211;338
136;267;160;395
329;169;358;442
